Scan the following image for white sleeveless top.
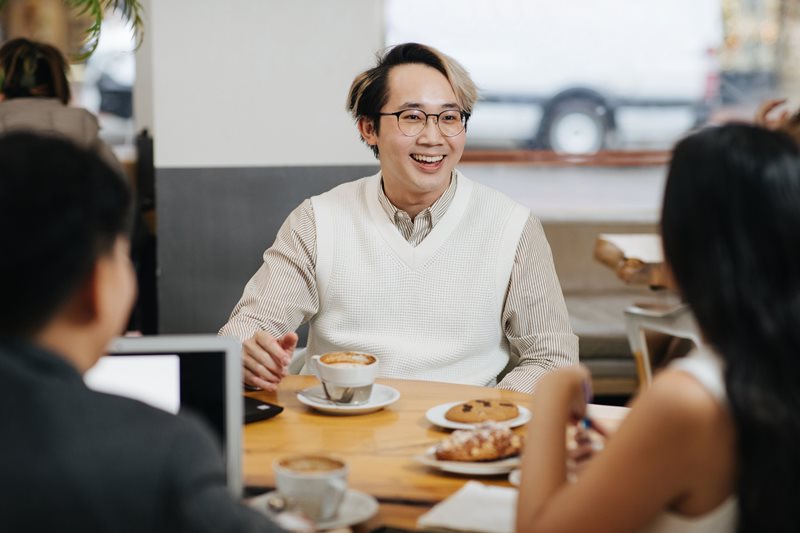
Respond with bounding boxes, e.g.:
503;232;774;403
640;348;738;533
302;171;529;386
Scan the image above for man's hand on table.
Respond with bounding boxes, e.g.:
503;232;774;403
242;331;298;391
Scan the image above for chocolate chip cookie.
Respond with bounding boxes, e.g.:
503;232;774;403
444;398;520;423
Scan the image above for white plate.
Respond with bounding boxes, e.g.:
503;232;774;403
508;468;521;486
414;446;521;475
425;401;532;430
248;489;378;530
296;384;400;415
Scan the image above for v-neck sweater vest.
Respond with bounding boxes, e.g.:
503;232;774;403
304;171;529;386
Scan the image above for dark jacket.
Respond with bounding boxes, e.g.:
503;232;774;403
0;341;282;533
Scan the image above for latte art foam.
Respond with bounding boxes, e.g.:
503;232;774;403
320;351;376;366
279;455;344;473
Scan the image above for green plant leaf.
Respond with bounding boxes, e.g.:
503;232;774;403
0;0;144;60
68;0;145;60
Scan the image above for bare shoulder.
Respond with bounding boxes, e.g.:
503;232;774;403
599;368;734;494
631;370;736;513
588;369;729;460
633;369;729;440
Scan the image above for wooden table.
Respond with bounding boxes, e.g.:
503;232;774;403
245;376;628;529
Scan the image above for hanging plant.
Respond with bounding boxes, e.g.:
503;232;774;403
0;0;145;60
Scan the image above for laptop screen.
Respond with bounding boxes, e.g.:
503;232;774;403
85;355;181;413
84;335;243;496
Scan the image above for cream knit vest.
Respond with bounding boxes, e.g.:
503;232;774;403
304;171;529;386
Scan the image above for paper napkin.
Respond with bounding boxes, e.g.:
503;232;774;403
417;481;517;533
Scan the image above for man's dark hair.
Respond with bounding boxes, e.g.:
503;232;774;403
0;132;131;337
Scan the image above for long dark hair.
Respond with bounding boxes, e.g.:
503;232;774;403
662;124;800;532
0;38;71;104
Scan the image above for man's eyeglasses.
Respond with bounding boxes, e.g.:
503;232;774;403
378;109;470;137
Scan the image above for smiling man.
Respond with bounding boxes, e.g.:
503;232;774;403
220;43;577;394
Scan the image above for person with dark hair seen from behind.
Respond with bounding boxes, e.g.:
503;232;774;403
516;124;800;532
0;37;119;169
220;43;577;394
0;133;286;532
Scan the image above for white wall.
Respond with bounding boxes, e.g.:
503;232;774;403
141;0;383;168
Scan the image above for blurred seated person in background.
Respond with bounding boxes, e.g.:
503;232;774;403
516;124;800;532
220;43;577;394
0;37;119;169
0;133;283;533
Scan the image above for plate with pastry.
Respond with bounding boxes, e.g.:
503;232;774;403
414;422;524;475
426;398;531;430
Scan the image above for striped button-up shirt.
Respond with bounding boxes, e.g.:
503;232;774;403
220;173;578;393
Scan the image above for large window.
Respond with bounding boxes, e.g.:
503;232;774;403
74;10;136;146
386;0;796;155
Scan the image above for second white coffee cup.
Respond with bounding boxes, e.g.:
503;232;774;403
273;454;348;522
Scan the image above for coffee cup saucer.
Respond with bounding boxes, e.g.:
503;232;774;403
249;489;379;530
296;383;400;415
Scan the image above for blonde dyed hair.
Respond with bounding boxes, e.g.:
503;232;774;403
346;43;477;157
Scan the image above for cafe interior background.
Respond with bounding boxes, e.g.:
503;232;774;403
2;0;799;402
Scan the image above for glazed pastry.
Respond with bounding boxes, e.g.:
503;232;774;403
435;422;524;462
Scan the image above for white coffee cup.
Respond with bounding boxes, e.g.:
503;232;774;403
310;352;379;405
273;455;348;522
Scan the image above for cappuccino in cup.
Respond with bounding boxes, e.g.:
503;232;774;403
278;455;343;472
274;454;348;522
310;352;378;405
320;352;376;366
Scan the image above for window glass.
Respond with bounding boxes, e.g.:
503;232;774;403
74;10;136;146
386;0;791;155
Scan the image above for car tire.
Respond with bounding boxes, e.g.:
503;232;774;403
542;99;610;154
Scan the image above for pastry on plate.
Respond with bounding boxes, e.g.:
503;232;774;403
444;398;520;423
434;422;524;462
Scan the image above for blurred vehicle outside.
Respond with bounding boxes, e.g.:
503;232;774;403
386;0;723;154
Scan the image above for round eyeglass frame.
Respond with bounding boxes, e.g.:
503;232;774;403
377;109;470;137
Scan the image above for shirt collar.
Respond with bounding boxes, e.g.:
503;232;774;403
377;171;458;226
